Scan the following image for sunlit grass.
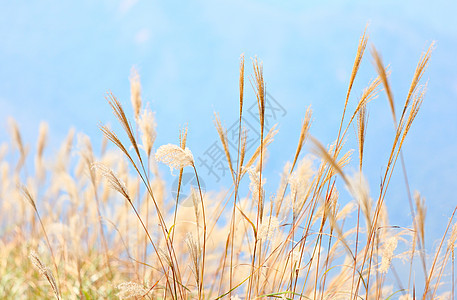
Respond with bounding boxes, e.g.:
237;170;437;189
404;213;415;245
0;28;455;300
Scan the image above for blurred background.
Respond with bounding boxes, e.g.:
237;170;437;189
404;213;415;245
0;0;456;243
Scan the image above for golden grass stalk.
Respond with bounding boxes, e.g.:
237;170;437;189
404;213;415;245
246;57;268;299
171;127;189;244
29;251;60;300
353;43;433;298
21;185;60;293
337;74;381;154
102;95;187;298
336;25;368;147
229;53;246;298
356;104;368;171
106;93;144;166
92;162;131;201
239;54;245;114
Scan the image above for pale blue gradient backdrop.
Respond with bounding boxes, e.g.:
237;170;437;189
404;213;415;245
1;1;456;242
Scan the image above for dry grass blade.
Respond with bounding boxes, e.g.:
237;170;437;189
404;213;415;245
130;67;142;120
371;46;396;122
357;104;368;170
399;84;426;149
8;118;28;171
92;162;131;202
106;93;143;165
355;75;382;115
20;184;37;212
214;113;236;182
309;136;349;186
338;75;381;151
291;106;313;172
99;124;140;173
252;57;265;132
239;54;245;115
414;191;427;249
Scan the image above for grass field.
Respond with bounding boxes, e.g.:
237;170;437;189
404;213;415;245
0;29;455;299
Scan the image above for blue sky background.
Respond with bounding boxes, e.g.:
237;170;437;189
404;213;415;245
1;1;456;245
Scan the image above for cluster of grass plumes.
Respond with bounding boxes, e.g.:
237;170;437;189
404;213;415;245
1;28;457;299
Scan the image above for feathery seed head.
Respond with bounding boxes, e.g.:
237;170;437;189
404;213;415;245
155;144;194;174
92;162;130;201
246;166;264;203
185;231;202;272
258;216;280;241
117;282;148;299
29;251;60;299
347;172;371;210
8;118;24;155
448;222;457;251
414;191;426;244
29;251;47;274
347;171;373;229
380;236;398;273
138;106;157;156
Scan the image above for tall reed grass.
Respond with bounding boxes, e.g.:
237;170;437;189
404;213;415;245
0;28;455;299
